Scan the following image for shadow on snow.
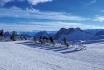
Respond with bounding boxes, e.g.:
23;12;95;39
16;41;85;54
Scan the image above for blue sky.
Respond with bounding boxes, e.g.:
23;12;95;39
0;0;104;31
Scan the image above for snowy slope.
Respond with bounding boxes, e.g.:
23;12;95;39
0;41;104;70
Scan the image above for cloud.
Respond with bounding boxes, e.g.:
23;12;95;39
88;0;96;5
94;16;104;22
0;0;53;6
0;6;93;31
0;0;11;6
28;0;52;5
0;7;89;22
0;22;104;31
83;0;96;6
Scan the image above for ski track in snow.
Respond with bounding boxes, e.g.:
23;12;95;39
0;41;104;70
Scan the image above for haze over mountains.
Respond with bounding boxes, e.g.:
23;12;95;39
34;28;104;42
1;28;104;42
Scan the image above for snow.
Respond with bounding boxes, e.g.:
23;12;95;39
0;41;104;70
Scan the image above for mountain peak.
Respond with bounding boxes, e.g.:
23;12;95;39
54;28;93;42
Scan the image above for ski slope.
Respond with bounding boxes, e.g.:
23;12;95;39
0;41;104;70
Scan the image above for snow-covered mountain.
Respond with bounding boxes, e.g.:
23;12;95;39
96;29;104;36
35;31;50;37
90;29;104;40
34;31;57;37
54;28;93;42
84;29;103;35
16;31;57;37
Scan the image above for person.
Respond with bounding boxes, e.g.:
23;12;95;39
0;30;4;40
63;37;69;47
49;37;54;44
11;31;16;41
39;36;43;44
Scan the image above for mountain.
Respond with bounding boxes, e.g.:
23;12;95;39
16;30;57;37
47;31;57;36
35;31;50;37
96;29;104;36
54;28;93;42
84;29;103;35
90;29;104;40
17;32;36;37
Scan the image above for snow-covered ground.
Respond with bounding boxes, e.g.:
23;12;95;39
0;41;104;70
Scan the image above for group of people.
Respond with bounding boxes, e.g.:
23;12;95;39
34;36;55;45
34;36;71;48
34;36;86;50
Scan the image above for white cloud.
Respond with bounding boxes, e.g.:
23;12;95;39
0;0;52;6
0;7;89;21
0;7;96;31
1;22;104;31
28;0;52;5
83;0;96;6
88;0;96;5
94;16;104;22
